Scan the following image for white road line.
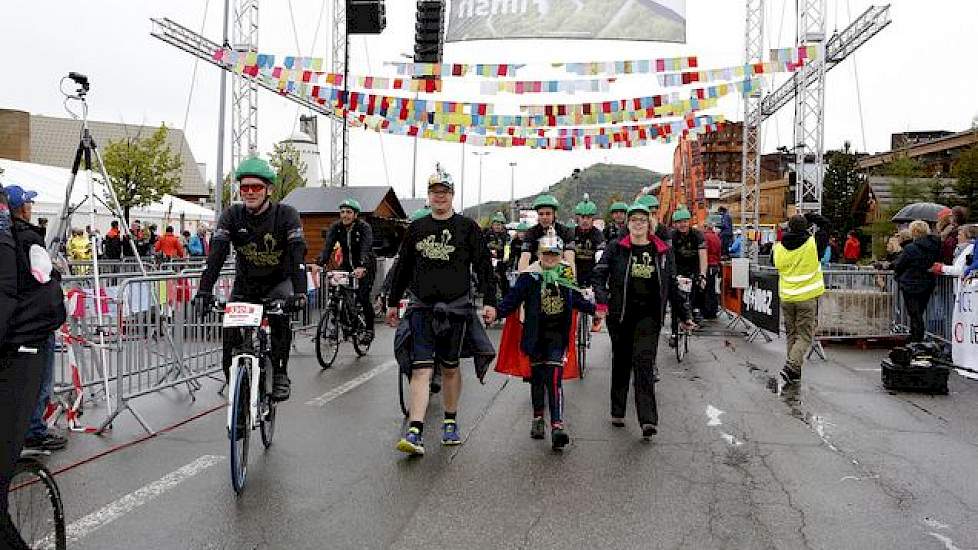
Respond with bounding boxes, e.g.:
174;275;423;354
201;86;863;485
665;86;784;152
40;454;224;549
929;532;962;550
706;404;724;426
305;360;395;407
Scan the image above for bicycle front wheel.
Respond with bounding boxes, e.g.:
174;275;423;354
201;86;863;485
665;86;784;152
352;305;371;357
229;365;251;494
577;315;588;379
316;309;340;369
398;369;409;417
676;331;688;363
8;458;66;550
260;394;276;449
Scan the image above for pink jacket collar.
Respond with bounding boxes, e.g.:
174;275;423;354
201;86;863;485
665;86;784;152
619;233;670;254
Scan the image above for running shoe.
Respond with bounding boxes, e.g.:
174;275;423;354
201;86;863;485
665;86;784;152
441;419;462;446
530;417;546;439
551;426;569;450
780;366;801;385
23;432;68;452
642;424;657;439
610;417;625;428
668;334;678;348
396;427;425;456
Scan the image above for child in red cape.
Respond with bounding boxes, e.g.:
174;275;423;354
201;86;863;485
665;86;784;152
494;232;595;451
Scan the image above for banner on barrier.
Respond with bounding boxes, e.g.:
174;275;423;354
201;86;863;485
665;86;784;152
721;263;742;315
952;277;978;368
742;270;780;334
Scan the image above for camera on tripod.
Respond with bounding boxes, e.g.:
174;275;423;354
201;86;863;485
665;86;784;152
67;72;90;96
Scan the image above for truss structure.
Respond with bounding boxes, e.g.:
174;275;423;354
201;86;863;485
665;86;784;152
231;0;260;170
330;0;349;187
740;0;764;230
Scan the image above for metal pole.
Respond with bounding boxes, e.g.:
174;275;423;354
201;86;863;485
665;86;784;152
341;21;350;187
215;0;230;213
477;154;483;222
509;162;517;221
459;142;466;213
411;96;419;198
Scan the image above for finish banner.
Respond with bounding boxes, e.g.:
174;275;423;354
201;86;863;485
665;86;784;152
446;0;686;43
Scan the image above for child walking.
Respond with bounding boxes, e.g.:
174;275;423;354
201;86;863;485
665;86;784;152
495;231;595;450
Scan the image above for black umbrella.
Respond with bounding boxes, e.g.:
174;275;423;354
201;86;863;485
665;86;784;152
891;202;949;224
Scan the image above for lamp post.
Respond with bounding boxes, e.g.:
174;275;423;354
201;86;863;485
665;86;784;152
460;141;466;214
472;151;490;222
509;162;518;222
401;53;420;198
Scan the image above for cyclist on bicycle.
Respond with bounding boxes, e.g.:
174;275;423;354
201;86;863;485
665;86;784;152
518;194;575;274
194;157;307;402
484;212;511;300
668;208;707;347
573;199;605;287
318;198;376;343
603;201;629;244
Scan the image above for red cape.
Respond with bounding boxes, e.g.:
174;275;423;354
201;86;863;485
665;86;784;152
494;310;580;379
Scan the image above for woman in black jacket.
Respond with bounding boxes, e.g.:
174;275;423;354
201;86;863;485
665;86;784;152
892;220;941;342
592;202;693;439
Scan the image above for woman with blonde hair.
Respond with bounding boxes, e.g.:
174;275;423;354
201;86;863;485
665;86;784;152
893;220;941;342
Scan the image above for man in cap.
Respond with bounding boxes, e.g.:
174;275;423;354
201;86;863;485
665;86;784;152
519;194;576;273
387;168;498;456
573;198;605;287
319;197;376;341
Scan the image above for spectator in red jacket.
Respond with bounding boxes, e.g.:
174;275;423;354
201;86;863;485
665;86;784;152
843;231;861;264
154;226;186;259
702;223;722;319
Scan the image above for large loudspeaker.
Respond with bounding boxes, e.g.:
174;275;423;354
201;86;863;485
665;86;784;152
347;0;386;35
414;0;445;64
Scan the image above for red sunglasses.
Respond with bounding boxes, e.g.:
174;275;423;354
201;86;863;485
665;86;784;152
239;183;267;193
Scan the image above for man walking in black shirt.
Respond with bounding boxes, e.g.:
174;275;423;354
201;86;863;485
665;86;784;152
573;199;605;287
603;201;629;243
319;198;376;342
519;194;576;272
387;169;497;456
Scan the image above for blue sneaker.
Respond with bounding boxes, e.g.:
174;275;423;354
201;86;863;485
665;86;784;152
441;420;462;446
396;427;425;456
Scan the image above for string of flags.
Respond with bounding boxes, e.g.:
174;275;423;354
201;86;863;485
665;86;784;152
383;56;698;78
769;46;820;64
656;61;804;87
479;78;614;96
384;62;525;77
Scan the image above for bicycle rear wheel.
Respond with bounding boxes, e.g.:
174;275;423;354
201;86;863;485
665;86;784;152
398;369;409;417
229;365;251;494
315;309;340;369
260;395;276;449
676;330;688;363
577;315;588;379
8;458;66;550
351;304;371;357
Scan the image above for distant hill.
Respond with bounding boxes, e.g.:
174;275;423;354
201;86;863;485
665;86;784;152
464;163;664;223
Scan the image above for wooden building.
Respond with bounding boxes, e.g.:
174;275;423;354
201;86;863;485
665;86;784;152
281;186;407;263
715;178;790;225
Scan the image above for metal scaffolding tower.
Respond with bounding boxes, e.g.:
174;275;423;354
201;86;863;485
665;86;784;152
740;0;764;230
793;0;827;213
231;0;260;169
330;0;349;187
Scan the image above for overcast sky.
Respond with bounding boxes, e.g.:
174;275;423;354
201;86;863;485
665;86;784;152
2;1;976;210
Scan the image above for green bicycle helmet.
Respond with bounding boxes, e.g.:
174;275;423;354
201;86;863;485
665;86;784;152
490;212;507;224
532;194;560;211
339;198;362;213
672;208;692;222
234;157;277;185
636;194;660;209
516;222;530;231
609;201;630;213
627;202;650;217
409;207;431;221
574;200;598;216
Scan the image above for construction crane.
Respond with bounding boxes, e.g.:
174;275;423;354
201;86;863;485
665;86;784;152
740;3;892;228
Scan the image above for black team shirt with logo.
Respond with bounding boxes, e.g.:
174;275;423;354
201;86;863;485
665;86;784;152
628;243;661;321
388;214;497;307
522;222;576;265
574;226;605;285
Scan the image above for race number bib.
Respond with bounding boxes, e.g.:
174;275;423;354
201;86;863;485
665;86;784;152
222;302;263;328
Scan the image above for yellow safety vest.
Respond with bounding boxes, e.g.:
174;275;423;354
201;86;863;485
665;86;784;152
773;236;825;303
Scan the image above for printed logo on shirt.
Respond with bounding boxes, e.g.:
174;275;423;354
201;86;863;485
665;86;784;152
541;286;566;316
416;229;455;261
239;233;282;266
631;252;656;279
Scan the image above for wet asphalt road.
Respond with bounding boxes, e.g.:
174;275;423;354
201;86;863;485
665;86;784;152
36;319;978;549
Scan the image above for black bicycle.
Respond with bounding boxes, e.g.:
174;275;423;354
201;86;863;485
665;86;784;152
576;310;592;378
218;299;285;494
316;271;370;369
7;456;67;549
675;277;693;363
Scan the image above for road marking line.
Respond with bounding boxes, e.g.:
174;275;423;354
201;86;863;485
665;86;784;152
854;368;881;372
41;454;224;549
929;532;962;550
305;360;395;407
706;404;724;426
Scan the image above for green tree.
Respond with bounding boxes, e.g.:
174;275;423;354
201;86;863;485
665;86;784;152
927;175;949;204
866;156;926;258
268;142;307;202
100;125;182;221
821;142;864;237
954;145;978;221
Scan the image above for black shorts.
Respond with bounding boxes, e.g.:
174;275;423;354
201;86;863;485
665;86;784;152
410;311;466;369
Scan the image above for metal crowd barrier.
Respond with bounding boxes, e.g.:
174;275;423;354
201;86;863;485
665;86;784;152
816;269;905;340
890;272;957;345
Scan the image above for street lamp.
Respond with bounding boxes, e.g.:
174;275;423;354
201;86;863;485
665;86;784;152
509;162;518;222
472;151;490;222
401;52;420;198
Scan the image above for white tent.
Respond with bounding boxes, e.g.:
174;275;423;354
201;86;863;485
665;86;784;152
0;158;215;232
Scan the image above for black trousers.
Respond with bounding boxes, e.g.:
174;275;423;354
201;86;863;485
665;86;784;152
222;313;292;380
530;363;564;425
607;313;661;426
703;265;720;319
1;344;46;540
903;290;932;343
356;274;376;329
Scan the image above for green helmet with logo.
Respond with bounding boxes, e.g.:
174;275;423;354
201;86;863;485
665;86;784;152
636;194;660;209
409;207;431;221
234;157;277;185
516;222;530;231
574;200;598;216
490;212;507;224
339;198;362;213
609;201;630;213
672;208;692;222
627;202;650;217
532;194;560;211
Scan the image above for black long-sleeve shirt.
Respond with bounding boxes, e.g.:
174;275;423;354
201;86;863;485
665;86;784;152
199;203;308;299
318;219;373;271
387;214;497;308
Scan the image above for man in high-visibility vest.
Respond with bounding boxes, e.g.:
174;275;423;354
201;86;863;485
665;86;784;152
773;215;825;385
